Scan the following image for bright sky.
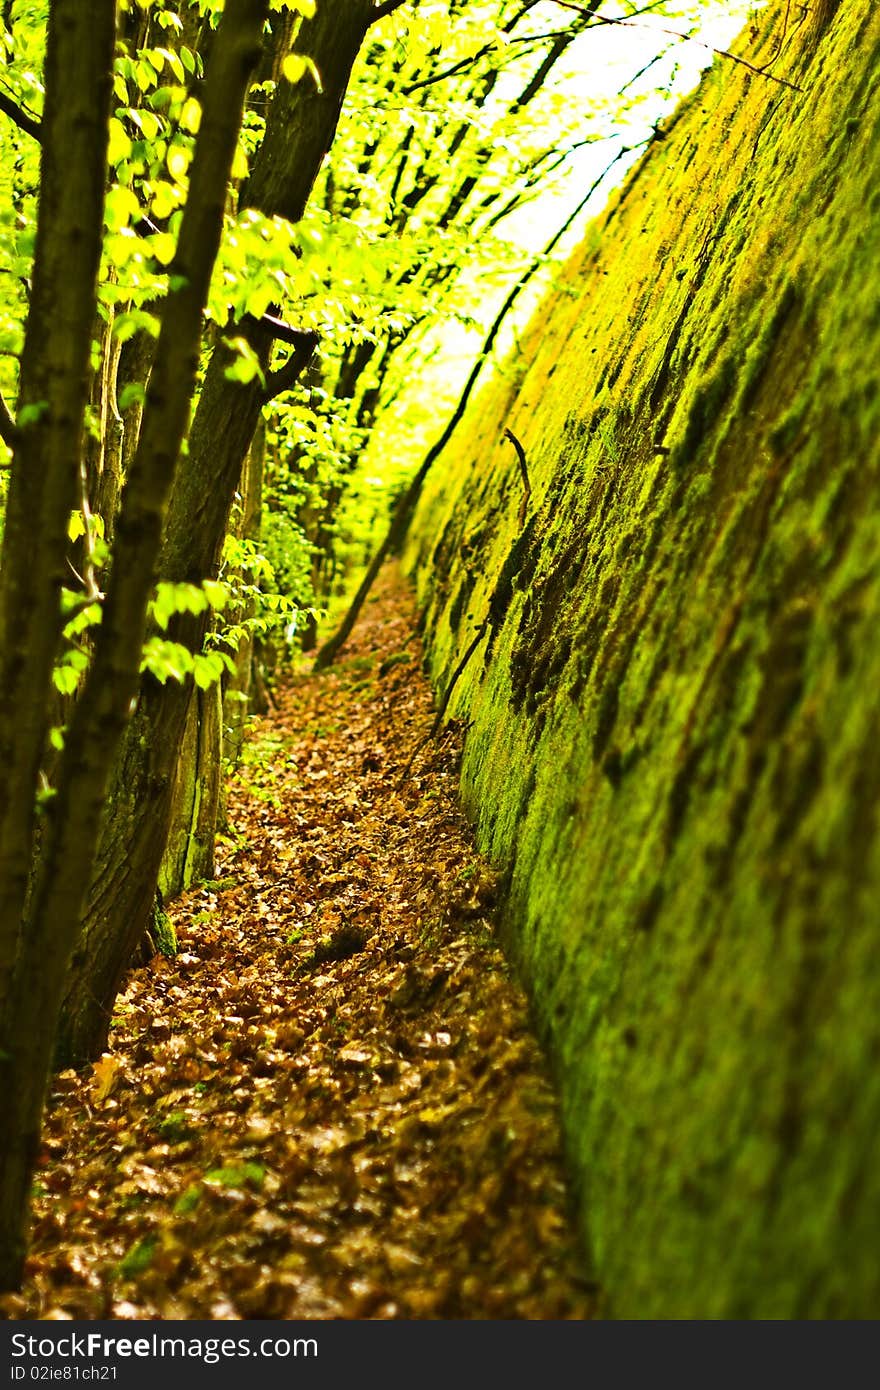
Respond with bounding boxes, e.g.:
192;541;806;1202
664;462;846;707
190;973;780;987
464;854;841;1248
504;1;760;252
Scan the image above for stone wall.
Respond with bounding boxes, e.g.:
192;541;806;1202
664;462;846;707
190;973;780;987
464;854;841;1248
404;0;880;1317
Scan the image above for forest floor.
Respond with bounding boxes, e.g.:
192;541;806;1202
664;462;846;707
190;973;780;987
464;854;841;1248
3;564;594;1321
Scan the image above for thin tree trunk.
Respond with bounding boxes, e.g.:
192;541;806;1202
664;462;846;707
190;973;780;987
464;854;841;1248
223;418;266;769
0;0;118;1292
0;0;116;1019
160;678;223;900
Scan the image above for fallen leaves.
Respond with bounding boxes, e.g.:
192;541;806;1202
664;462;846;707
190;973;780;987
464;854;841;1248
4;564;595;1322
90;1054;122;1105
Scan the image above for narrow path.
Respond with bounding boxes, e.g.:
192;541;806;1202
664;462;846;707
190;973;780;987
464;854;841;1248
6;566;593;1320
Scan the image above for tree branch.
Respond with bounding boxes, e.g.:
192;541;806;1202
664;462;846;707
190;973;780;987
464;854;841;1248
370;0;408;24
0;390;16;449
504;427;531;528
0;87;41;142
262;330;320;401
399;620;487;782
403;42;495;95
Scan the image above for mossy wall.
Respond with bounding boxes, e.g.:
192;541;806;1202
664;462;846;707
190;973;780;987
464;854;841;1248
404;0;880;1317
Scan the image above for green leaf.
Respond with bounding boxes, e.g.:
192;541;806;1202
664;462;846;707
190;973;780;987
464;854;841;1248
193;652;224;690
281;53;307;84
167;145;190;182
173;1185;202;1216
281;53;322;92
152;581;209;630
158;47;185;83
52;667;81;696
149;230;177;266
112;310;162;344
135;58;158;94
180;96;201;134
105;184;140;233
244;282;277;321
202;578;229;610
63;603;103;641
231;144;249;181
223;337;265;386
204;1163;265;1191
151;180;178;220
140;637;194;685
108;117;133;166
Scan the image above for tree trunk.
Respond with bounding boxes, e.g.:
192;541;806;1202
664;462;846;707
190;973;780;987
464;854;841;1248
161;416;267;900
0;0;116;1022
223;418;266;769
0;0;117;1292
160;678;223;900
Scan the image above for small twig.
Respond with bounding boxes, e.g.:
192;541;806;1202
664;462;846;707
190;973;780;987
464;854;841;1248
617;39;677;98
399;620;487;783
503;427;531;529
65;558;103;607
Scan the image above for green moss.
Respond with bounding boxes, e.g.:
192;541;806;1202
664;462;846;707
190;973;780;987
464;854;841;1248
735;277;800;417
155;1109;193;1142
151;905;177;958
173;1184;202;1216
204;1163;265;1191
673;351;738;469
378;650;413;677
